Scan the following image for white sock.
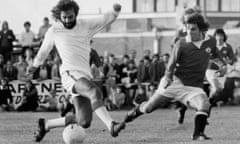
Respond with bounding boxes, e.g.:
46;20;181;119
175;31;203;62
46;117;66;130
94;106;113;130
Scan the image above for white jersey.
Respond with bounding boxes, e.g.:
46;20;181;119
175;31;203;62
33;11;119;78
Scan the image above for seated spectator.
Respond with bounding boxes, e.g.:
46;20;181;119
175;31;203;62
121;60;138;106
14;54;32;82
37;90;58;112
34;60;51;81
147;83;156;99
0;78;13;111
51;54;61;81
17;80;39;111
59;94;74;117
109;85;125;110
2;60;18;81
133;84;147;106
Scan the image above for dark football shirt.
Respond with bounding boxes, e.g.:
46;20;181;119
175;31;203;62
166;37;223;88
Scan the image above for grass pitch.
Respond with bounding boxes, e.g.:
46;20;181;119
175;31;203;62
0;106;240;144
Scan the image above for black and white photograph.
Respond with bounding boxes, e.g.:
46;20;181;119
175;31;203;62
0;0;240;144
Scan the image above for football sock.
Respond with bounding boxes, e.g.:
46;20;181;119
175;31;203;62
193;113;208;136
46;117;66;130
94;106;113;130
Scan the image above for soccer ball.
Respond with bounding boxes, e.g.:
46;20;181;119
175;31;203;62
62;124;86;144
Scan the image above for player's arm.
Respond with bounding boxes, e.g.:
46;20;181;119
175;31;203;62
27;28;55;74
86;3;121;36
163;42;181;87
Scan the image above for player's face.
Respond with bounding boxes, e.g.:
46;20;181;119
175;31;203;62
215;34;224;45
186;24;203;42
60;9;77;29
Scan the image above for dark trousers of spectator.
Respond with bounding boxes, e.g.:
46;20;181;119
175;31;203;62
17;102;38;112
0;104;13;112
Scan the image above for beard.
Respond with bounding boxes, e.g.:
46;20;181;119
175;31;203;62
62;20;76;29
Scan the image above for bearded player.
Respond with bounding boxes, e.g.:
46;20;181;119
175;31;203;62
27;0;125;142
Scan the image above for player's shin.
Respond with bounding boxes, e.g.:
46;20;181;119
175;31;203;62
193;112;208;137
94;106;114;130
45;117;67;130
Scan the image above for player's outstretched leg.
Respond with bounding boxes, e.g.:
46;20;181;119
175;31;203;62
124;104;143;123
74;78;125;137
124;93;172;123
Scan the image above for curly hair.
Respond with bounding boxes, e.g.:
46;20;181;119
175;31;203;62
185;13;209;32
51;0;79;21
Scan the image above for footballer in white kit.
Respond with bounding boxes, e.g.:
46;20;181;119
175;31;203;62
28;0;125;142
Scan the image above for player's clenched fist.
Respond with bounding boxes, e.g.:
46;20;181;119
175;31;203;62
113;3;121;12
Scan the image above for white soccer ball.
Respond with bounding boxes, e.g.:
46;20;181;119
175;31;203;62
62;124;86;144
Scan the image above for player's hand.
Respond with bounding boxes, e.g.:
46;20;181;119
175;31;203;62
113;3;121;12
26;66;38;76
159;76;172;89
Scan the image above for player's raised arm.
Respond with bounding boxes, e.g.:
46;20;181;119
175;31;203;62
28;28;55;74
86;3;121;36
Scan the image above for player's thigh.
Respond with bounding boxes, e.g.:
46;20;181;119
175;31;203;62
74;77;102;100
145;93;172;112
72;96;92;126
187;94;210;112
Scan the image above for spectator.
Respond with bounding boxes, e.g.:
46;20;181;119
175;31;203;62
89;40;102;67
0;21;16;61
129;49;137;65
0;54;4;80
133;84;147;106
150;54;165;85
121;60;138;106
60;94;74;117
19;21;36;54
51;53;61;81
0;78;13;111
24;47;35;66
109;85;125;110
37;90;58;112
37;17;52;44
17;80;39;111
137;56;151;83
162;53;170;67
118;55;130;83
34;60;52;81
213;28;236;65
2;60;18;81
14;54;32;81
147;83;156;99
215;48;240;105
